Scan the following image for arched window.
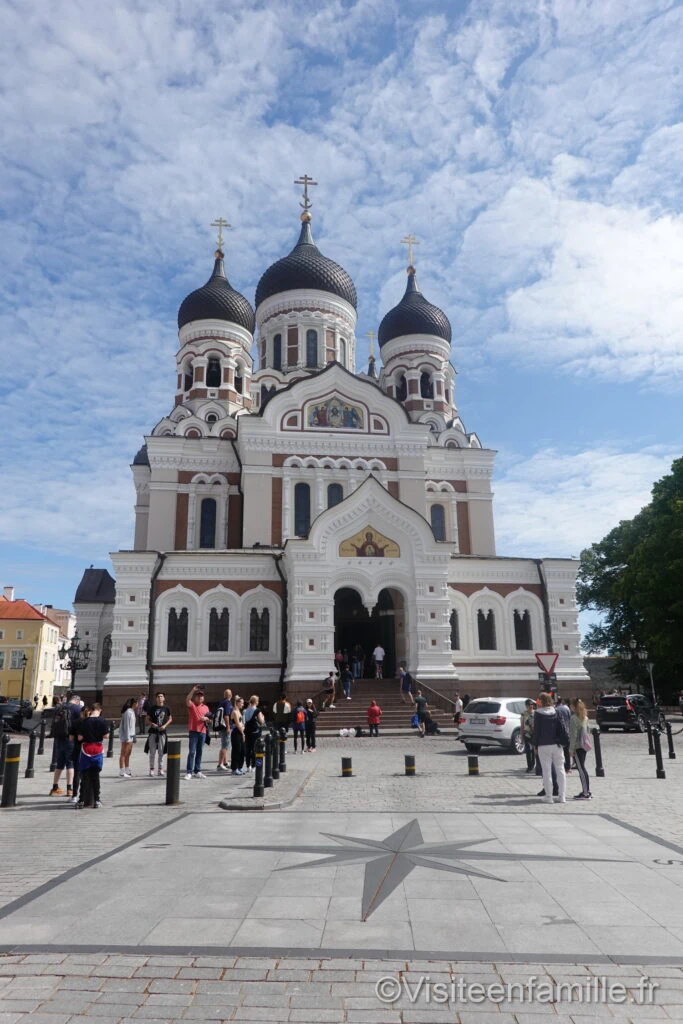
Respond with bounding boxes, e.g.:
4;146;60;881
420;372;434;399
445;388;451;405
327;482;343;508
183;368;193;392
167;607;188;652
249;607;270;651
430;503;446;541
206;413;218;425
450;610;460;650
514;609;533;650
101;633;112;673
477;609;497;651
234;370;243;394
273;333;282;372
206;357;221;388
396;375;407;402
209;607;230;652
294;482;311;536
306;329;318;368
339;338;347;367
199;497;217;549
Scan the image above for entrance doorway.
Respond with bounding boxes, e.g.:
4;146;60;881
333;587;403;677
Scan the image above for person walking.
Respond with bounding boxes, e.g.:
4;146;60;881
569;699;593;799
372;643;385;679
74;704;109;808
452;691;463;725
292;700;307;752
351;644;364;679
555;696;572;773
119;697;138;778
367;700;382;737
243;695;265;772
334;649;344;673
304;699;317;751
49;693;83;797
216;688;233;771
146;692;172;776
321;672;336;710
184;685;211;780
532;692;567;804
341;664;354;700
230;696;246;774
136;693;148;735
413;688;429;738
521;699;536;772
399;667;414;706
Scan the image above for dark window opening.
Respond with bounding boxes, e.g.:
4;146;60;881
234;371;243;394
514;609;533;650
449;610;460;650
101;633;112;673
294;482;311;536
209;607;230;652
306;329;318;368
167;607;188;652
396;375;407;402
477;609;497;650
199;497;217;549
206;413;218;425
249;607;270;651
183;371;193;392
327;483;343;508
339;338;347;366
206;357;221;388
273;333;282;371
420;372;434;399
445;388;451;405
430;503;446;541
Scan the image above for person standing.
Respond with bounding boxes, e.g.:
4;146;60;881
119;697;137;778
334;649;344;674
367;700;382;737
146;692;172;776
413;688;429;738
243;695;265;772
532;692;567;804
184;686;211;780
372;643;385;679
49;693;82;797
351;644;364;679
555;696;572;772
452;691;463;725
273;695;292;735
569;699;592;800
74;704;109;809
321;672;336;710
292;700;307;752
304;699;317;751
341;664;353;700
521;699;536;773
216;688;233;771
137;693;148;735
230;696;246;775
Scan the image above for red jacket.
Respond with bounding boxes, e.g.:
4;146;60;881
367;702;382;725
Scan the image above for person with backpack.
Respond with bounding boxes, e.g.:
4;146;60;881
292;700;307;752
74;703;109;809
243;695;265;771
532;692;567;804
146;692;172;776
273;695;292;736
569;699;593;800
413;689;429;738
367;700;382;737
521;699;536;772
216;688;233;771
304;699;317;751
49;693;82;797
119;697;138;778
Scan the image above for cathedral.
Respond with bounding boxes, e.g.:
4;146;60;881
79;181;588;709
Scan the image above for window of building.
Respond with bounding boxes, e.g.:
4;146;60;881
234;370;243;394
273;333;282;371
477;609;497;650
339;338;347;367
209;607;230;652
306;329;318;368
420;372;434;399
167;607;188;652
206;413;218;425
249;607;270;651
0;651;4;670
294;482;311;536
10;649;25;670
43;652;48;670
430;503;446;541
16;630;23;640
183;368;193;392
101;634;112;674
396;375;407;402
445;388;451;405
199;497;217;549
327;482;343;508
0;630;4;641
206;357;221;388
514;609;532;650
450;609;460;650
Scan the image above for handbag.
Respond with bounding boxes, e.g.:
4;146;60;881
410;714;419;728
581;730;593;752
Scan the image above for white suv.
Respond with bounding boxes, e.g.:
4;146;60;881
457;697;530;754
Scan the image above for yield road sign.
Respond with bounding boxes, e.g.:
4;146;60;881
535;652;559;676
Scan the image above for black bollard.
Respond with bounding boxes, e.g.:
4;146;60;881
592;728;605;778
271;730;280;781
106;726;115;759
341;756;353;777
165;739;181;805
278;732;287;774
467;754;479;776
665;721;676;760
1;742;20;808
253;737;265;798
653;728;666;779
405;754;416;776
25;729;38;779
49;736;58;772
38;716;46;756
264;732;273;789
0;732;9;785
646;721;655;755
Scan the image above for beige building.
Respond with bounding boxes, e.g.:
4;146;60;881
0;588;63;702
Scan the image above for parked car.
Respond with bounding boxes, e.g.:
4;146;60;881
596;693;666;733
0;699;34;733
457;697;529;753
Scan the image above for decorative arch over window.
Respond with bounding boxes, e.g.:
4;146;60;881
294;482;311;536
477;609;497;650
339;338;347;367
209;607;230;652
396;375;407;402
249;607;270;651
306;329;318;368
514;609;533;650
199;497;217;549
327;482;343;508
420;371;434;399
273;333;282;371
101;633;112;673
167;607;188;652
449;610;460;650
430;503;446;541
206;357;221;388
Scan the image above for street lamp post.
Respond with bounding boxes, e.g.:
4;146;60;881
19;653;28;704
58;631;91;694
620;639;656;705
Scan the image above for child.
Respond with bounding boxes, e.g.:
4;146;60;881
367;700;382;737
292;700;307;753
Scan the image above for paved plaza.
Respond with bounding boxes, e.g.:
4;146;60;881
1;728;682;1020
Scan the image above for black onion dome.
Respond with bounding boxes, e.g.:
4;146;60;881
178;252;255;332
132;444;149;466
378;269;451;346
255;219;357;309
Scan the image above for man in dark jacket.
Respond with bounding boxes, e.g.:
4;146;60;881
555;697;572;773
532;693;566;804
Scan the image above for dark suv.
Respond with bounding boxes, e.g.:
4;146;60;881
597;693;665;733
0;699;34;733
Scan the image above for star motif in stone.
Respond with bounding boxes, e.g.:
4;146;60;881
200;819;628;920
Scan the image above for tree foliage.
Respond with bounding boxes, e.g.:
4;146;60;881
577;457;683;699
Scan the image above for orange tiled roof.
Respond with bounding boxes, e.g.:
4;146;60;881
0;600;49;621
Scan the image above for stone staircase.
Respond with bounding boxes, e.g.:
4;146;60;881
313;678;457;735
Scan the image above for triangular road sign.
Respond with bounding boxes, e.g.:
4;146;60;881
535;652;559;676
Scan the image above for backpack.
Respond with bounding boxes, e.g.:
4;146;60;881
295;708;306;725
554;714;569;747
53;703;73;739
212;706;225;732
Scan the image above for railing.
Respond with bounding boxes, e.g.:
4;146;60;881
413;680;457;716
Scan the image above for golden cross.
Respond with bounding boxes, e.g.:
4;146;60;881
401;233;419;266
211;217;231;250
294;174;318;211
365;329;377;358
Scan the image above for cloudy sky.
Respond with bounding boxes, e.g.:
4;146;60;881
0;0;681;621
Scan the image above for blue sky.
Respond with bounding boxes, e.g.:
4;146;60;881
0;0;681;622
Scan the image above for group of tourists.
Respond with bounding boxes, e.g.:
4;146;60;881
335;643;387;680
48;693;109;808
520;693;593;801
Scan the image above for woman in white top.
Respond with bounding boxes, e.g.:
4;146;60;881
119;697;138;778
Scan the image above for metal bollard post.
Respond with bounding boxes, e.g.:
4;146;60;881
592;728;605;777
38;717;46;756
165;739;182;805
646;721;655;755
467;754;479;776
278;732;287;773
405;754;416;776
271;729;280;781
106;726;115;759
1;742;20;808
665;721;676;760
0;732;9;785
341;756;353;777
25;729;38;779
264;732;273;789
653;728;666;779
253;737;265;798
49;736;58;772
